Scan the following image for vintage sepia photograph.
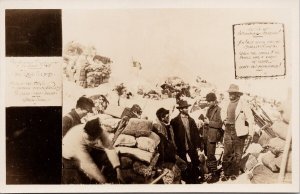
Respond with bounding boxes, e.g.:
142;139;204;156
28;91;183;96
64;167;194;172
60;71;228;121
1;0;299;193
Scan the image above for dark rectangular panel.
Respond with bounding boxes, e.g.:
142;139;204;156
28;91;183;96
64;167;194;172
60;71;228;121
6;9;62;57
6;107;62;184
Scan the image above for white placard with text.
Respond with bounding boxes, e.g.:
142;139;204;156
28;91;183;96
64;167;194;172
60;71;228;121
5;57;62;106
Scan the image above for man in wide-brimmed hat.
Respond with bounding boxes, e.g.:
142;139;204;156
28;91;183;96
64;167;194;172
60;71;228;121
221;84;254;181
170;100;204;183
226;84;244;95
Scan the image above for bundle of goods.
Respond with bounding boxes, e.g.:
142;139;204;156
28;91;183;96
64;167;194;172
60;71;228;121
160;76;191;98
85;61;111;88
111;118;158;183
240;143;263;173
235;100;292;184
143;90;161;100
246;113;292;183
112;118;180;184
90;113;121;141
249;163;292;184
104;105;126;119
100;115;120;132
63;42;112;88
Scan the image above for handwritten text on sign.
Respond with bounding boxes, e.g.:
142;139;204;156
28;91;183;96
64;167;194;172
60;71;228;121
233;23;286;78
6;57;62;106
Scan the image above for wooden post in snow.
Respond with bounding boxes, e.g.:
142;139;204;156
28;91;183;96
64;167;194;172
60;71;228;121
277;124;291;183
278;87;292;183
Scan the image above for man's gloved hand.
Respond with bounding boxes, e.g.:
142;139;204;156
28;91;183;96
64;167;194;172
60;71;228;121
252;132;260;143
244;135;253;151
246;135;252;143
223;119;228;125
96;174;107;184
204;117;209;125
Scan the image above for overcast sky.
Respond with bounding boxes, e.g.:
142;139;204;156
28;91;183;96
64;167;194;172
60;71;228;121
62;8;294;101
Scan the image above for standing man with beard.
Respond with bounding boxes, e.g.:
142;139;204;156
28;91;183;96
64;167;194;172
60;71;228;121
221;84;254;181
170;100;203;183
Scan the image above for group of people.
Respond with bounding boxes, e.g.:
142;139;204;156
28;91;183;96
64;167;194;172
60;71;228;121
61;83;254;184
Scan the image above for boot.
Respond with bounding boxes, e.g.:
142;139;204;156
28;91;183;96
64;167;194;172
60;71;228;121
206;171;220;184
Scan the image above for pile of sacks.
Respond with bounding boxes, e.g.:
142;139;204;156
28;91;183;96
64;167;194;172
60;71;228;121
113;118;161;183
98;110;177;184
240;117;291;184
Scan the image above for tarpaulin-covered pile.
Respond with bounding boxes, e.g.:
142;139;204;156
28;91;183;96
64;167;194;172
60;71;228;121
63;41;112;88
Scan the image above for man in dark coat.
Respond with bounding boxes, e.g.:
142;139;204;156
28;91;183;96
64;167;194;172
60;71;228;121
170;100;203;183
203;92;223;183
62;96;94;137
153;108;177;164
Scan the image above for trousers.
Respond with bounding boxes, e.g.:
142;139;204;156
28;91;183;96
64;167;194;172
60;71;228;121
178;149;203;183
222;124;246;176
206;141;217;172
62;149;116;184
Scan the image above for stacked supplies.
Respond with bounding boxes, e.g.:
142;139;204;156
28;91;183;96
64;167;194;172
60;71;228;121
247;118;292;184
63;41;112;88
112;118;162;183
92;114;121;141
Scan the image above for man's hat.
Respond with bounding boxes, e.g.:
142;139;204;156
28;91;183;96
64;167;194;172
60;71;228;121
176;100;191;109
160;83;168;89
227;84;243;94
206;92;217;102
156;108;169;119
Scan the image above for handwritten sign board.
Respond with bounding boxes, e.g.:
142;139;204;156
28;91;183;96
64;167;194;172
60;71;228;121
233;23;286;78
6;57;62;106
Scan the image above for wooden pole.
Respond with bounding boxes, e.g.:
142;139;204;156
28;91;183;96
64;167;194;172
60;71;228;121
150;171;168;184
258;104;273;124
277;124;292;183
277;87;292;183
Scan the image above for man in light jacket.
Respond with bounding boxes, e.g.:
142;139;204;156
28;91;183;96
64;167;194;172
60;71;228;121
62;118;124;184
221;84;254;181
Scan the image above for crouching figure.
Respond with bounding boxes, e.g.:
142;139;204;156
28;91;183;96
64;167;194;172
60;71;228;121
62;118;124;184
